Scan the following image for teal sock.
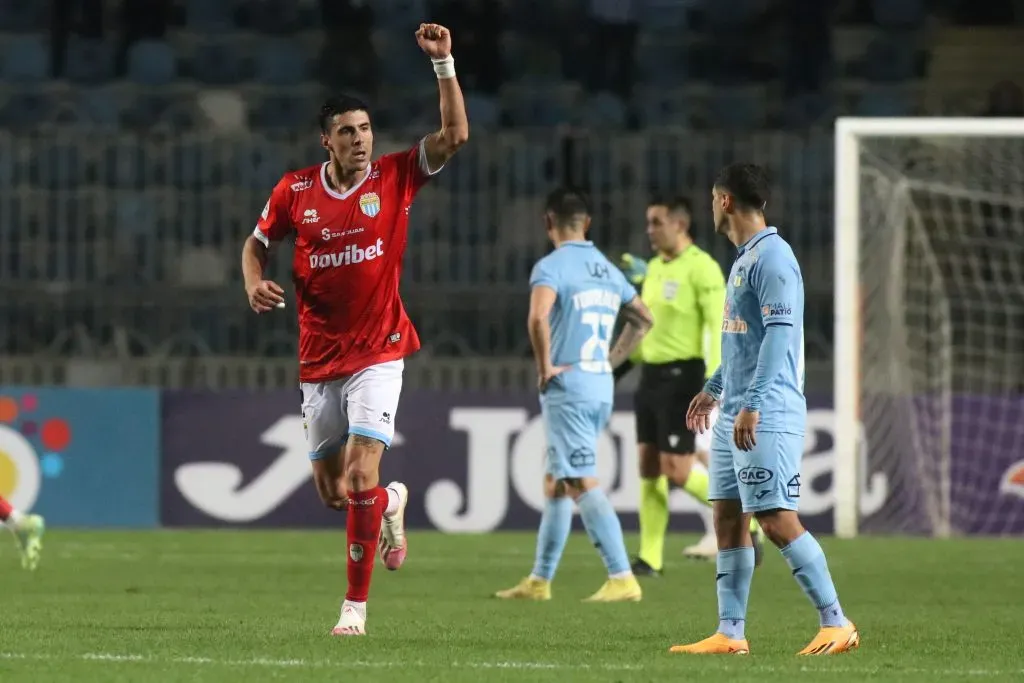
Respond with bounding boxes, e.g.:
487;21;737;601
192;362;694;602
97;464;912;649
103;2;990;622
577;488;631;576
716;547;755;640
781;532;847;628
530;497;573;580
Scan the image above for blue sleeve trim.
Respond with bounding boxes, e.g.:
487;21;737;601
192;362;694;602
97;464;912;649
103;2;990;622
348;425;392;449
743;324;792;412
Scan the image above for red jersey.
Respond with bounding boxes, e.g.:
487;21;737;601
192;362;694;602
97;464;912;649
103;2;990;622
253;140;440;382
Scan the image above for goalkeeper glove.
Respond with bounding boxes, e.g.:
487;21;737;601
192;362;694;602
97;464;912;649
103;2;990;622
618;253;648;285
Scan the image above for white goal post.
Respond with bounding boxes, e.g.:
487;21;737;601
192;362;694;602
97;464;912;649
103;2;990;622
833;117;1024;538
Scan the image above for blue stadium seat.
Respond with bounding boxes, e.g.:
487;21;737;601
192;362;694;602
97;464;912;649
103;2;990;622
185;0;236;31
2;35;48;83
872;0;926;28
374;0;427;29
502;84;580;127
856;87;914;116
635;33;688;86
248;95;307;129
235;145;285;190
582;92;628;128
372;30;426;87
463;93;500;130
254;40;307;86
781;92;832;129
701;0;761;28
862;35;917;82
707;88;764;128
64;37;115;84
247;0;301;33
127;40;177;86
638;0;690;29
0;0;45;31
192;43;246;85
634;87;690;127
0;90;53;127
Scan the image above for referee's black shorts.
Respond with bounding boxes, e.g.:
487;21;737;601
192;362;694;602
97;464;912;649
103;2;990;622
635;359;706;455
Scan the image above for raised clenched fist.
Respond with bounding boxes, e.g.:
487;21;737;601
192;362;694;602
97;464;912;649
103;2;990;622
415;23;451;59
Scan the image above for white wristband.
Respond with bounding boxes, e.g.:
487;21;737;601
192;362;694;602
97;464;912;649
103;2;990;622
432;55;455;80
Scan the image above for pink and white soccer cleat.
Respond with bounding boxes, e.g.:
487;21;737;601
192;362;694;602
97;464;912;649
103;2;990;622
379;481;408;571
331;603;366;636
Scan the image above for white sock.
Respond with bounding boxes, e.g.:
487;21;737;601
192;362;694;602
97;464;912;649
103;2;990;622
384;486;400;516
697;504;715;537
609;571;632;580
342;599;367;621
4;509;23;530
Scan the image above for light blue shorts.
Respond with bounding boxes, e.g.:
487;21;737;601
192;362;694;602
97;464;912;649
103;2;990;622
542;400;613;480
708;419;804;513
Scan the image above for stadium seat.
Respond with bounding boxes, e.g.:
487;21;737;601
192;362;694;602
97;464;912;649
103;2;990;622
582;92;628;128
638;0;690;29
701;0;761;28
1;35;48;83
192;43;246;85
707;88;764;128
0;0;45;31
64;37;115;84
374;0;427;29
235;145;285;191
855;86;914;116
185;0;236;31
871;0;926;28
861;34;918;82
196;90;248;130
635;32;689;86
254;40;307;86
501;83;581;127
127;40;178;86
633;87;690;127
0;90;53;127
463;93;500;130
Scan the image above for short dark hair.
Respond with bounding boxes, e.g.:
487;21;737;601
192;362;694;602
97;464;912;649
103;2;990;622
648;194;692;217
318;95;371;132
544;186;591;229
714;163;771;212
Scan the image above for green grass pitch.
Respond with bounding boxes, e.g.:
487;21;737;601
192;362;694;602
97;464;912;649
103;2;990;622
1;530;1022;682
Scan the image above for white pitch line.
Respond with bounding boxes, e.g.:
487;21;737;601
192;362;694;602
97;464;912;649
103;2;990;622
1;652;1022;677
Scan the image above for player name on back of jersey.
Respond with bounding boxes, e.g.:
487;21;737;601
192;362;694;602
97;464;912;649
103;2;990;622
571;289;622;311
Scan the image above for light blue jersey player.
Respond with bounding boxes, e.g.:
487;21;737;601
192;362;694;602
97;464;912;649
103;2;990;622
673;164;859;656
495;187;653;603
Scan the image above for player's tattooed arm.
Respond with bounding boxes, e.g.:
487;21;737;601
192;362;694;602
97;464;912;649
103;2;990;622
416;23;469;171
609;296;653;370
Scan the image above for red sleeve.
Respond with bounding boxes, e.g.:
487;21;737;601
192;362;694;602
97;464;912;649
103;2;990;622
252;177;294;246
388;137;445;197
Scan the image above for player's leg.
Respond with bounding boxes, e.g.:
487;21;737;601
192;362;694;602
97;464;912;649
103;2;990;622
746;434;859;655
302;382;348;510
0;494;44;571
494;473;570;600
332;360;408;636
633;386;669;576
564;402;639;602
495;400;573;599
670;425;753;655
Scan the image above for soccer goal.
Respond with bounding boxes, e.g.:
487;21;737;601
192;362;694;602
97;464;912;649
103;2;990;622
833;117;1024;538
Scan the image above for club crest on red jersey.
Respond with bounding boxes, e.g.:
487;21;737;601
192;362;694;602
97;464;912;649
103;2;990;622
359;192;381;218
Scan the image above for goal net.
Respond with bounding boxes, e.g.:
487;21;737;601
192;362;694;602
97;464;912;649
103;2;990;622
834;118;1024;538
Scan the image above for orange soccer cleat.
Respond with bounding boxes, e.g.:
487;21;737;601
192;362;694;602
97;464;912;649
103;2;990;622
669;632;750;655
796;622;860;655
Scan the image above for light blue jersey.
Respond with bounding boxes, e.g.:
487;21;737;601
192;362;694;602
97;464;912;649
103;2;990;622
709;227;806;434
529;241;638;407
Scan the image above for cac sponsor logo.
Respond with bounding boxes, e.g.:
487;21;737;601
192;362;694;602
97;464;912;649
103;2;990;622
309;238;384;269
0;394;72;511
738;466;773;485
999;460;1024;498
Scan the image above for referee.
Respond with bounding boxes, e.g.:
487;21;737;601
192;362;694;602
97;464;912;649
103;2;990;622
616;195;762;576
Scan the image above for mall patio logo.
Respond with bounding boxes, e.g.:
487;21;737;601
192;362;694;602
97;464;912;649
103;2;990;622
999;459;1024;498
0;394;72;510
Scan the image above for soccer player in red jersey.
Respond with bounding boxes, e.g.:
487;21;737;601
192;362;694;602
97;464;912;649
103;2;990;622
0;495;45;570
241;23;468;636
